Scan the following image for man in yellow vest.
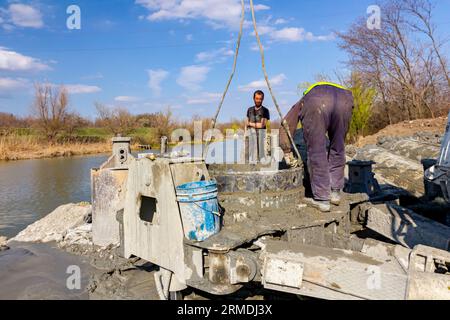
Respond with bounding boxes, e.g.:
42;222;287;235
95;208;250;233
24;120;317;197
280;82;354;212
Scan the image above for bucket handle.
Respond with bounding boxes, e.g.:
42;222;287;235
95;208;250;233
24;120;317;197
192;201;221;217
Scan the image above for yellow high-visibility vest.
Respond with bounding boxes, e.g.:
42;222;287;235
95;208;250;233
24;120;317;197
303;82;349;96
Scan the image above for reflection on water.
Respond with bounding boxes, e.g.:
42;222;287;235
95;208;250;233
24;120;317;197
0;155;107;238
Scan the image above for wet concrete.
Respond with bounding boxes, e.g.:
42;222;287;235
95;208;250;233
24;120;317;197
0;240;163;300
0;242;92;300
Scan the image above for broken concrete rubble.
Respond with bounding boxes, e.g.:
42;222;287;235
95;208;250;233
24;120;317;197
11;203;91;244
377;137;441;162
354;145;425;197
359;203;450;251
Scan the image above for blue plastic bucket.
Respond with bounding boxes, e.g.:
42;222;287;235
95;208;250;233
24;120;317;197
176;180;221;241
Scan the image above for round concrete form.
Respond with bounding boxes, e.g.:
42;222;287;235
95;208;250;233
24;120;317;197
208;164;305;215
208;164;304;194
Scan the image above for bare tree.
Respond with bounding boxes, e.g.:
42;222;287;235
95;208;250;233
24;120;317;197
95;102;136;136
32;83;70;141
153;106;174;139
64;112;89;137
337;0;449;124
403;0;450;88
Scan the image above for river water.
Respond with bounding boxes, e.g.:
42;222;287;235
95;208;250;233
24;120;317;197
0;140;246;238
0;155;108;238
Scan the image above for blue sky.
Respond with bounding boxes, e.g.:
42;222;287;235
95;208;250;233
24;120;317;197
1;0;449;122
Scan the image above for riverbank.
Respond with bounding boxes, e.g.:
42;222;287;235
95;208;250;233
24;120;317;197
0;140;112;161
0;135;225;161
0;127;160;161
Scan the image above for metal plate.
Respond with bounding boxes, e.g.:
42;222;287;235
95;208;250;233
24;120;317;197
263;255;304;290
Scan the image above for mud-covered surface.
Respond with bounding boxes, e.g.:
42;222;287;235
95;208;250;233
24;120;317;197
0;240;298;300
187;191;368;254
0;242;92;300
58;237;161;300
0;239;165;300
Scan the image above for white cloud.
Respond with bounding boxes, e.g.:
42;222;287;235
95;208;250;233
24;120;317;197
245;4;270;11
177;65;210;91
274;18;288;25
136;0;243;29
266;27;335;42
186;92;222;105
271;27;305;42
115;96;141;103
310;33;336;41
0;47;50;72
63;84;102;94
147;69;169;96
1;4;44;29
251;19;335;43
250;43;269;51
253;24;274;36
81;72;104;80
195;47;234;63
0;77;29;91
239;73;287;92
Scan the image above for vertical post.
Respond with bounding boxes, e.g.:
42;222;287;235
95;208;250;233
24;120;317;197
255;129;260;163
265;132;272;158
244;134;250;164
112;137;131;167
161;136;168;155
422;159;440;200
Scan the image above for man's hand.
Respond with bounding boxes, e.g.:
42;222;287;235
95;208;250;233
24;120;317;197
284;152;299;168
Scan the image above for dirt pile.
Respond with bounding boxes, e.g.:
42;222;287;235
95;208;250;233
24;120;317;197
356;117;447;147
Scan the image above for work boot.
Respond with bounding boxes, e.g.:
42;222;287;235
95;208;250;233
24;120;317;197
331;189;341;206
304;198;331;212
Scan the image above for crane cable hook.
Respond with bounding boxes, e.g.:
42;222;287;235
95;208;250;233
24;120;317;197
203;0;301;161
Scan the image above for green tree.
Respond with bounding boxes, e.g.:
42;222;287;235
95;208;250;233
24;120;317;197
348;74;376;143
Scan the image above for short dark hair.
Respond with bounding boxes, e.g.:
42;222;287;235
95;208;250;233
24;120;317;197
253;90;265;99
